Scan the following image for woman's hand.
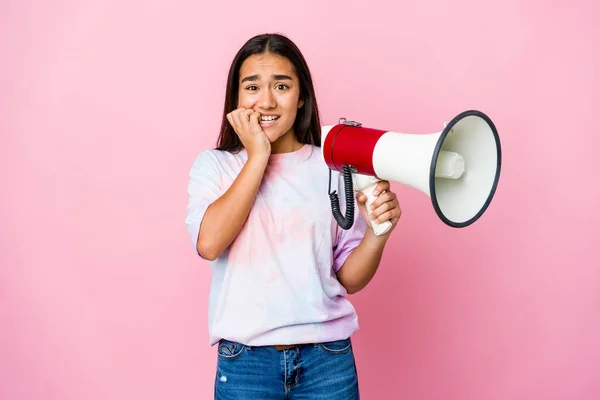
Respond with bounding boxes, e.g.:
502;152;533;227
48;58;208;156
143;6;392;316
356;180;402;237
226;108;271;161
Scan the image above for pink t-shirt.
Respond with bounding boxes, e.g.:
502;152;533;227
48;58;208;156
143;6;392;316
185;144;367;346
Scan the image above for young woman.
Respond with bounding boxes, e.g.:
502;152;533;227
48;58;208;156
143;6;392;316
185;33;402;399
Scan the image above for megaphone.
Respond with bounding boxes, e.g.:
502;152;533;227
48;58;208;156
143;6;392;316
321;110;501;235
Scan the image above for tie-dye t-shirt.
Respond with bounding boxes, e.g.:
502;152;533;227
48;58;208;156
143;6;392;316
185;144;367;346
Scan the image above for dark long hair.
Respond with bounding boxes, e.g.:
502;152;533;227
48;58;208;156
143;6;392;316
215;33;321;152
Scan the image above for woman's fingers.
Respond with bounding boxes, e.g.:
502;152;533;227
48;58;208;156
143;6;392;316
369;191;396;211
249;111;262;133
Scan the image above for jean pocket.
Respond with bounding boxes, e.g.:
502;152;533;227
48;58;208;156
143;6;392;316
217;339;247;360
318;338;352;355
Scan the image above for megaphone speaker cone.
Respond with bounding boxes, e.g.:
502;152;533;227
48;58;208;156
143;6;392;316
430;110;502;228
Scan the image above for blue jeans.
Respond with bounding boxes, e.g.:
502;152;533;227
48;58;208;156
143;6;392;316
214;338;360;399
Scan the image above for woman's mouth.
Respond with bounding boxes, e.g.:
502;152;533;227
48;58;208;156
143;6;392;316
260;115;280;127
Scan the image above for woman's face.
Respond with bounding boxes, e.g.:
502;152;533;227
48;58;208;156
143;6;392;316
237;53;304;144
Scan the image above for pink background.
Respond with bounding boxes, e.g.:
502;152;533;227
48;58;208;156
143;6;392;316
2;0;599;399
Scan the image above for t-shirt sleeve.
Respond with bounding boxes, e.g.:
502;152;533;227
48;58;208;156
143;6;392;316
185;151;223;257
331;178;368;272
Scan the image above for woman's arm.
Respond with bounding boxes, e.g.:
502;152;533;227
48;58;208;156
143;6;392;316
335;180;402;294
197;155;268;260
197;108;271;260
335;231;389;294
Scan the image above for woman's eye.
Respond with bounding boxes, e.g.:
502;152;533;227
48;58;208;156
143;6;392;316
276;84;288;90
245;85;258;91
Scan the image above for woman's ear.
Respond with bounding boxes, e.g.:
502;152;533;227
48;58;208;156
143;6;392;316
298;98;305;108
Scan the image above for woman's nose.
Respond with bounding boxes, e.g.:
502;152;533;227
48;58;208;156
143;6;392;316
258;89;276;108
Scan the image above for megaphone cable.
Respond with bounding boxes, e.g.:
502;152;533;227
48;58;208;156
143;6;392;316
328;165;355;230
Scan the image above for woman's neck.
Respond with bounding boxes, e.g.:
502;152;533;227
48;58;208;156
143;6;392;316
271;131;302;154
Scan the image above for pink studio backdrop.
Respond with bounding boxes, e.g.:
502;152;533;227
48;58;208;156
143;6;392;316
1;0;599;399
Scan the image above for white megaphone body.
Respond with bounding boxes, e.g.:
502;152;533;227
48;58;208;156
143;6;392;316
321;110;501;235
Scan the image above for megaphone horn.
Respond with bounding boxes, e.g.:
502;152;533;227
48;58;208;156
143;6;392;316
321;110;501;235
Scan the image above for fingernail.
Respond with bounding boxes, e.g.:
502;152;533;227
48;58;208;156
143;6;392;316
373;189;380;196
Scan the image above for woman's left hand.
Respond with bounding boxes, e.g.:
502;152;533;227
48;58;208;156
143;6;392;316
356;180;402;236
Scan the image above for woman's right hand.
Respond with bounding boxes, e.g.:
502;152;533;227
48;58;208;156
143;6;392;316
226;108;271;160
